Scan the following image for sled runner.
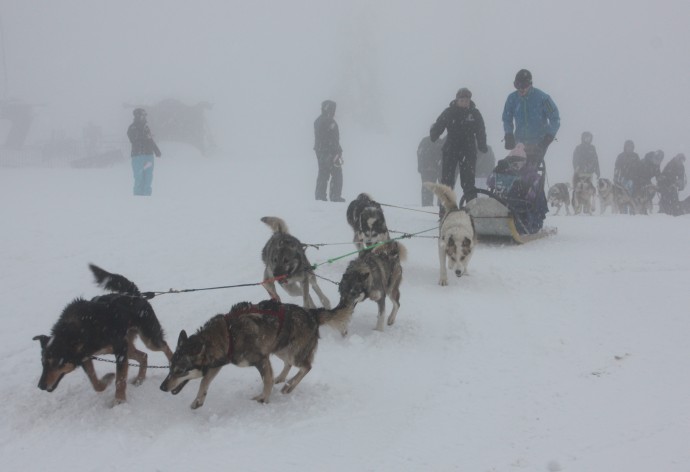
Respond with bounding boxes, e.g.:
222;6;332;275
461;156;557;244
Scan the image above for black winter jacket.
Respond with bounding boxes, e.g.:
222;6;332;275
659;158;686;191
572;142;600;177
430;100;487;160
128;121;161;157
614;151;640;184
635;153;661;187
314;112;341;157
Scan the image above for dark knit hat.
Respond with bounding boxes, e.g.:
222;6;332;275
514;69;532;88
456;88;472;99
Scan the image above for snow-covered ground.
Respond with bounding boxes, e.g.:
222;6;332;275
2;147;689;471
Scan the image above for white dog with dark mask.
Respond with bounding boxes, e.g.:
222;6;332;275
424;182;477;286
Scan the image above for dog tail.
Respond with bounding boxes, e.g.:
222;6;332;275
313;304;353;337
89;264;141;296
261;216;289;234
423;182;458;211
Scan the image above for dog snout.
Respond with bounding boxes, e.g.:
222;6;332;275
454;270;463;277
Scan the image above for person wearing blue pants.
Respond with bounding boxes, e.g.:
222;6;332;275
127;108;161;196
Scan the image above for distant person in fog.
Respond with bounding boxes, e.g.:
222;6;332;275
313;100;344;202
127;108;161;196
417;135;445;206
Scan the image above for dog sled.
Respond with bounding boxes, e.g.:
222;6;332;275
461;156;557;244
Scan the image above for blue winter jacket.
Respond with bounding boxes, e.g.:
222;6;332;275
502;87;560;145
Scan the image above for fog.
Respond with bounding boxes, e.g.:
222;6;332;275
2;0;689;182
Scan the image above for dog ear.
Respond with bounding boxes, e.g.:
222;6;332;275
32;335;50;349
177;330;188;347
357;272;370;283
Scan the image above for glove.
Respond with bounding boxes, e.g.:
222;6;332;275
504;134;515;150
333;155;343;167
540;134;554;150
478;145;488;154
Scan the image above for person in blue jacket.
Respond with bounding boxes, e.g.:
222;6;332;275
127;108;161;196
501;69;559;232
502;69;560;162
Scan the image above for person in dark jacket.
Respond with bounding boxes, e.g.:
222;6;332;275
430;87;487;209
658;153;686;215
417;135;445;206
614;140;640;195
313;100;344;202
572;131;600;184
635;150;664;189
127;108;161;196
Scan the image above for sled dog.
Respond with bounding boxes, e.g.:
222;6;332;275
633;183;657;215
334;240;406;332
547;182;571;215
597;178;638;215
261;216;330;309
160;299;350;409
346;193;390;251
424;182;476;286
33;264;173;405
572;174;596;215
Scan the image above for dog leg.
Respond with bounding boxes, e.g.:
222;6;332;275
114;349;129;405
375;298;387;331
262;268;282;302
252;357;274;404
274;360;292;384
187;366;221;409
127;331;147;386
308;274;332;309
301;277;316;309
387;286;401;327
438;244;448;286
282;363;312;394
82;359;115;392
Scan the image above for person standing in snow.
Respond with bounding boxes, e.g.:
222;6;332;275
657;153;686;216
502;69;559;230
313;100;344;202
417;134;445;206
127;108;161;196
613;139;640;201
572;131;600;188
430;87;487;212
635;150;664;190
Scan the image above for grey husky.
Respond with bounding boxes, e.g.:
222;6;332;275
547;182;571;215
346;193;390;251
597;178;638;215
572;173;596;215
333;242;406;333
424;182;476;286
260;216;330;309
159;299;350;409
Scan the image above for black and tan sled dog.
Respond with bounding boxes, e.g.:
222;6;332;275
33;264;173;405
160;299;350;409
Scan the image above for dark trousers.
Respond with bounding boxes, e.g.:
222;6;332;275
315;152;343;201
420;169;439;206
658;184;681;215
440;153;477;202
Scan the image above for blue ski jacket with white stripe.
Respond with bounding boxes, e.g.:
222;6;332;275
502;87;560;145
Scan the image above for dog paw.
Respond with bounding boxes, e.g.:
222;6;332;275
281;383;295;394
252;394;269;404
111;396;126;407
274;376;286;385
95;373;115;391
131;377;145;387
439;279;448;286
190;399;204;410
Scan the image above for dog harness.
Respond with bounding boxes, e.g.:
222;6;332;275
223;302;286;360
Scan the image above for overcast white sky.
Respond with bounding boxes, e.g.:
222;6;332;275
2;0;688;180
